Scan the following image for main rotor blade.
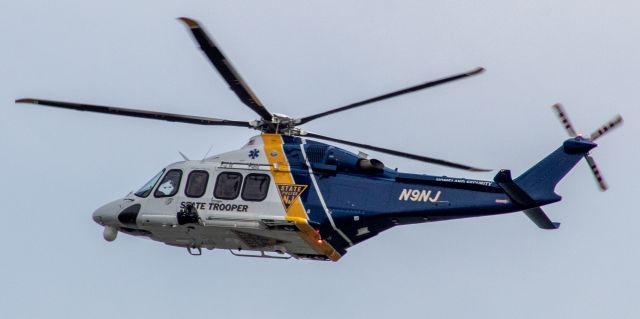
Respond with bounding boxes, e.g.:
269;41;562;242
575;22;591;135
303;132;490;172
590;114;623;142
296;67;485;125
551;103;577;137
15;98;254;128
585;155;608;191
178;17;272;121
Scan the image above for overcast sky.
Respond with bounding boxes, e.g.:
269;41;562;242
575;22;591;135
2;1;639;318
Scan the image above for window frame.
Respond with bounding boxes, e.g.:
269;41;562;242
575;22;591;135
153;169;183;198
185;170;210;198
134;169;165;198
213;172;243;200
241;173;271;202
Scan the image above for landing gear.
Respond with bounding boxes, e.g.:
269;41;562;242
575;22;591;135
187;246;202;256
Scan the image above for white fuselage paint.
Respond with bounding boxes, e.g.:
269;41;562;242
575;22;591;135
92;135;325;258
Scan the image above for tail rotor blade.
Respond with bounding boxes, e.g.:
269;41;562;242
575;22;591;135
590;114;623;141
584;155;608;191
552;103;577;137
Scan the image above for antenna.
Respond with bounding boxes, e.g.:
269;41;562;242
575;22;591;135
178;151;190;161
202;145;214;162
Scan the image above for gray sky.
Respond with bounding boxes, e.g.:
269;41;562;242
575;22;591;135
2;1;639;318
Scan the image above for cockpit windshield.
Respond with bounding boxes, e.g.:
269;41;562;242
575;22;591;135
134;169;165;198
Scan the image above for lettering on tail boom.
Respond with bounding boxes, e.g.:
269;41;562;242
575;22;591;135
398;189;442;202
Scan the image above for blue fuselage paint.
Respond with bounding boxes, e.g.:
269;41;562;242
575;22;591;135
280;136;578;255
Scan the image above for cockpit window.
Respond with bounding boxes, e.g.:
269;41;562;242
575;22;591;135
154;169;183;198
214;172;243;200
185;170;209;198
134;169;165;198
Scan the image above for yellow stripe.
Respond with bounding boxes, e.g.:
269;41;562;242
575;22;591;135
261;134;342;261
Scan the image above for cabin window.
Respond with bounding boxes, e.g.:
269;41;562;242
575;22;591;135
214;172;243;200
185;170;209;198
134;169;165;198
241;173;270;201
154;169;183;198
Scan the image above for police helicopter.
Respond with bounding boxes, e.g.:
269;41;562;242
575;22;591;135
16;17;623;261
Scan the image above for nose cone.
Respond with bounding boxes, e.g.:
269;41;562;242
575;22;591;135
92;199;125;226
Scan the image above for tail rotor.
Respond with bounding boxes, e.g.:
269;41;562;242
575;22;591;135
551;103;623;191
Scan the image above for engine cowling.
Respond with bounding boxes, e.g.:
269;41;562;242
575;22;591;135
304;144;384;174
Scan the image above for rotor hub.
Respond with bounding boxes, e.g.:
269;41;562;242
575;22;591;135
257;113;302;135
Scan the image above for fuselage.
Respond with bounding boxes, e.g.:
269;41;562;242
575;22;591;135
92;134;543;261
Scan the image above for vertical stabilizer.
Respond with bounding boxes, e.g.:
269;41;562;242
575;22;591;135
513;138;596;203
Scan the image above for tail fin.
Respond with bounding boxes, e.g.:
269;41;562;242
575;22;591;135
494;104;622;229
514;104;623;200
513;137;596;204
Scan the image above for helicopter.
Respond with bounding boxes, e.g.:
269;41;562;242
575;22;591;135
16;17;623;261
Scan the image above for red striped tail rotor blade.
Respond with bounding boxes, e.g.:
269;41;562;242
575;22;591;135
585;155;608;191
552;103;577;137
590;114;623;142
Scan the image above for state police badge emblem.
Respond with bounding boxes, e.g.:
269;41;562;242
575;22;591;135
276;184;308;211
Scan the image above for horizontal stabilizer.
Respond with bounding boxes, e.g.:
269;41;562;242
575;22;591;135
494;169;560;230
523;207;560;229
